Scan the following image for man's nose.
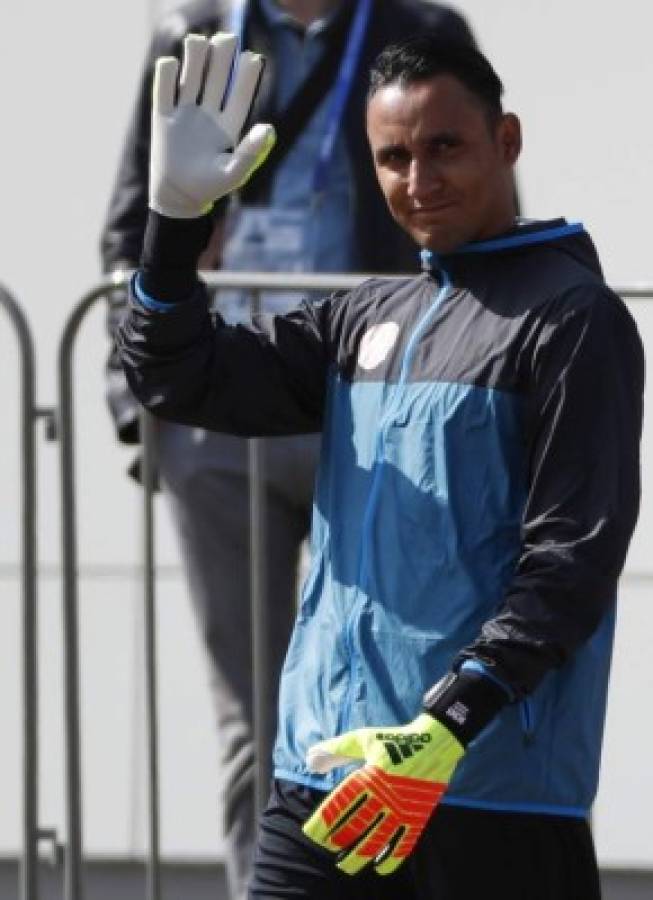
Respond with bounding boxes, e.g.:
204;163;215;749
407;158;443;200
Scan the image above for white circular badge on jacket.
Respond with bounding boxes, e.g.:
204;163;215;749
357;322;400;371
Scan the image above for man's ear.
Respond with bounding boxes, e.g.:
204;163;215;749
497;113;522;165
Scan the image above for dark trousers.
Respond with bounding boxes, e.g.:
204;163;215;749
157;423;320;900
249;779;602;900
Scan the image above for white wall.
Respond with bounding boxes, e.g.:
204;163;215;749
0;0;651;868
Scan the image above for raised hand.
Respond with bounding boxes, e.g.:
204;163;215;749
149;32;276;219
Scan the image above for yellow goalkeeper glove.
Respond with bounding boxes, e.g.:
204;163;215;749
302;667;510;876
303;712;463;875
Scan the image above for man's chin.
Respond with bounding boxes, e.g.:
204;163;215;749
420;235;466;256
409;225;467;256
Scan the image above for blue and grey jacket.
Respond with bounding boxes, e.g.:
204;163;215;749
119;218;644;817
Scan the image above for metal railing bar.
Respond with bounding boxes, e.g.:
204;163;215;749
1;563;651;582
202;271;369;291
0;283;40;900
140;411;161;900
246;288;272;816
0;564;186;580
102;268;653;296
57;279;119;900
616;286;653;299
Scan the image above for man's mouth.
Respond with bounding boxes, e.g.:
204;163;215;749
409;203;455;217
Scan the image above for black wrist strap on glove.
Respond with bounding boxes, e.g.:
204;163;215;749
139;210;213;303
423;668;510;747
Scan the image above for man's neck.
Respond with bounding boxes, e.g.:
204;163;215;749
273;0;341;28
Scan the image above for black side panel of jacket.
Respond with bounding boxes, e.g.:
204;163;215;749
456;286;645;696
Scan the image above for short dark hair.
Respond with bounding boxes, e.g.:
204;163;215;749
368;36;504;124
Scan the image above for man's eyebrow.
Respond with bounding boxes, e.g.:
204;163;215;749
425;129;461;143
375;142;408;155
375;129;463;153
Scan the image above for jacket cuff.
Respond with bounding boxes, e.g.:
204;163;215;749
422;667;510;747
139;209;213;302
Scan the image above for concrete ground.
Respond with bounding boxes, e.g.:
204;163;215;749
1;860;651;899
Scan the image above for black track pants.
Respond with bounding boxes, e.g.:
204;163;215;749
248;779;601;900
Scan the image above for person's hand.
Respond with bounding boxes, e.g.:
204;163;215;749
302;713;464;875
149;32;276;219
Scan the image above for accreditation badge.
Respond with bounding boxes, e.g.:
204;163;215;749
216;206;311;324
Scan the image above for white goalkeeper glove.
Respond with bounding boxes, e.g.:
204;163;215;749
149;32;276;219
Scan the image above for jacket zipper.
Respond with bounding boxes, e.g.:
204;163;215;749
337;271;453;736
520;698;536;743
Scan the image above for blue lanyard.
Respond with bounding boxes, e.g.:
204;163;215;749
312;0;372;196
228;0;373;197
228;0;247;50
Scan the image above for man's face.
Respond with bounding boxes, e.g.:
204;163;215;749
366;75;521;253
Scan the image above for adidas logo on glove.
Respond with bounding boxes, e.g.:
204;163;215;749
375;731;432;765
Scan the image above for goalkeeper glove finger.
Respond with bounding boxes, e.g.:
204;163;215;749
150;32;275;219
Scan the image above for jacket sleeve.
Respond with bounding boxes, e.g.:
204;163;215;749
100;6;221;443
117;281;348;437
457;286;645;697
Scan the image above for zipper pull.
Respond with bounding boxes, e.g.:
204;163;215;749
420;248;435;272
520;699;536;744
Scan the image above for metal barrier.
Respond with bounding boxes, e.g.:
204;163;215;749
0;284;59;900
0;282;39;900
56;270;366;900
58;279;113;900
2;273;644;900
